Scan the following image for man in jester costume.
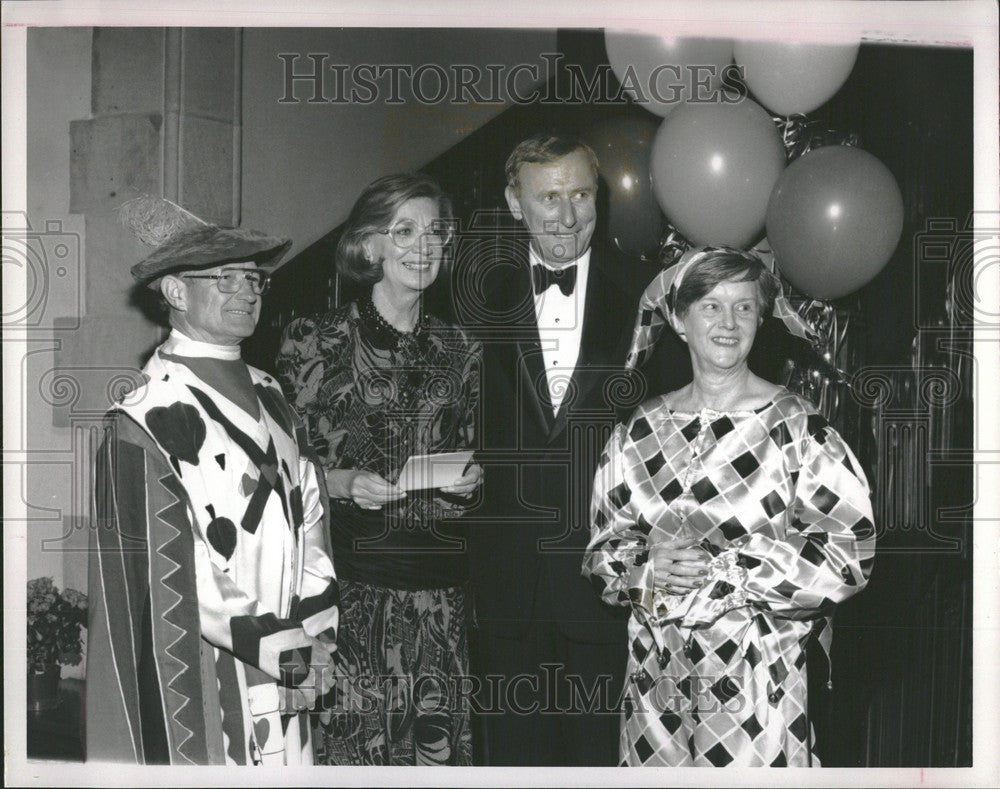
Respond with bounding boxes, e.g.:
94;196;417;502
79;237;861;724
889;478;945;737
86;199;339;765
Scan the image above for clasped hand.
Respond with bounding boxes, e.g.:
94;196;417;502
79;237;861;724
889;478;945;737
651;539;711;596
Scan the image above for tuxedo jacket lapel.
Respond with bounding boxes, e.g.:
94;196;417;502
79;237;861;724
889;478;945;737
492;252;553;436
549;247;630;436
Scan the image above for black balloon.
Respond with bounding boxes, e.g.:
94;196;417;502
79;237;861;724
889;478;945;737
583;113;665;260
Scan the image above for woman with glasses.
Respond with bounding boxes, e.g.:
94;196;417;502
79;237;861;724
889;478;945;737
276;173;482;766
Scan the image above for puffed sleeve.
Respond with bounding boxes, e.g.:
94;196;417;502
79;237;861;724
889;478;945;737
664;418;876;629
583;421;666;650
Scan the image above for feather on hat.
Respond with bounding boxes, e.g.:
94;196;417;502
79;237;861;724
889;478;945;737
120;196;292;288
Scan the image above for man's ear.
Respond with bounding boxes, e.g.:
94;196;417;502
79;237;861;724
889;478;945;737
160;274;187;312
504;185;523;222
668;311;688;343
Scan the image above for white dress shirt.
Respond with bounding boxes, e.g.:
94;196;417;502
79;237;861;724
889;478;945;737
530;246;591;415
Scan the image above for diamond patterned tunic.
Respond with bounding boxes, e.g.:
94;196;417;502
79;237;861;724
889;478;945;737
583;389;875;766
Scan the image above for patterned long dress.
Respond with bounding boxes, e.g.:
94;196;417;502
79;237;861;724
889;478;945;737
277;295;480;765
583;389;875;766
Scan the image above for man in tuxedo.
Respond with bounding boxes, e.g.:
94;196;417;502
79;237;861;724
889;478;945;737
463;134;667;766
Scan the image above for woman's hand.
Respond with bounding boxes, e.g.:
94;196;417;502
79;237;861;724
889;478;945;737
650;539;710;595
327;469;406;510
440;462;483;498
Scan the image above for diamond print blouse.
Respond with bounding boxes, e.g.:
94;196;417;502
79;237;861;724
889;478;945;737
583;388;876;766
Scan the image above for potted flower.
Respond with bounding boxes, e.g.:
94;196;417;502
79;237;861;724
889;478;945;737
27;577;87;712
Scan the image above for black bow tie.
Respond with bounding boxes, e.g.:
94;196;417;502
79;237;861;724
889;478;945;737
531;263;577;296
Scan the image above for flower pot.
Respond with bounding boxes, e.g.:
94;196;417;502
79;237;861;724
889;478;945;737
27;665;61;712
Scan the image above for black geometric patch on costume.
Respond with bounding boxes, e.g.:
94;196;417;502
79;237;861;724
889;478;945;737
608;481;631;510
215;454;225;470
768;420;791;448
685;637;705;664
207;516;238;560
631;637;647;664
708;580;736;600
659;478;683;503
710;416;734;441
705;741;734;766
289;485;304;531
295;578;340;622
278;645;312;687
710;676;740;706
773;579;802;601
788;712;809;743
635;514;653;536
633;667;654;695
659;710;683;736
634;733;654;763
731;450;760;479
716;638;739;665
760;489;786;517
231;612;294;671
768;657;788;686
145;401;206;465
691;476;719;504
718;515;747;540
744;641;762;669
680;418;702;443
799;537;826;567
737;553;762;570
811;484;839;515
629;416;653;442
644;452;667;478
253;718;270;752
741;714;764;740
806;413;830;444
852;517;875;540
255;383;295;438
770;750;787;766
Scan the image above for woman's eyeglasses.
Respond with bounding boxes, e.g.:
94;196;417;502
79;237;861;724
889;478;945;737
379;218;455;250
182;269;270;295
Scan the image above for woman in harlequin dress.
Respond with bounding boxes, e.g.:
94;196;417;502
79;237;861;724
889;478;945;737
276;173;482;765
583;247;876;767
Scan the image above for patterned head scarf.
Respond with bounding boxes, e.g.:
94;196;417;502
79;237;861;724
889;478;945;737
625;244;818;371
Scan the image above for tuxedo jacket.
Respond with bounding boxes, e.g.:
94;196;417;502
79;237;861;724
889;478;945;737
461;239;669;643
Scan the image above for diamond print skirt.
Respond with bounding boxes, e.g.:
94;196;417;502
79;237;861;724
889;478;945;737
621;609;817;767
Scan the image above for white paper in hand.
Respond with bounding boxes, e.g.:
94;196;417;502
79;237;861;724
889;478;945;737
396;451;474;492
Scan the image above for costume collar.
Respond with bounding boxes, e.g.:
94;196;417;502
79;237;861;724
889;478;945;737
162;328;242;360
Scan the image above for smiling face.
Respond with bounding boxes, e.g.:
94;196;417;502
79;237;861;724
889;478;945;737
671;278;763;373
164;261;262;346
365;196;444;296
505;149;598;267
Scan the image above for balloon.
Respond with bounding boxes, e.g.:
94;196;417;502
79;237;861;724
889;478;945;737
765;145;904;299
650;98;785;248
582;113;664;259
605;32;734;118
734;39;860;116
